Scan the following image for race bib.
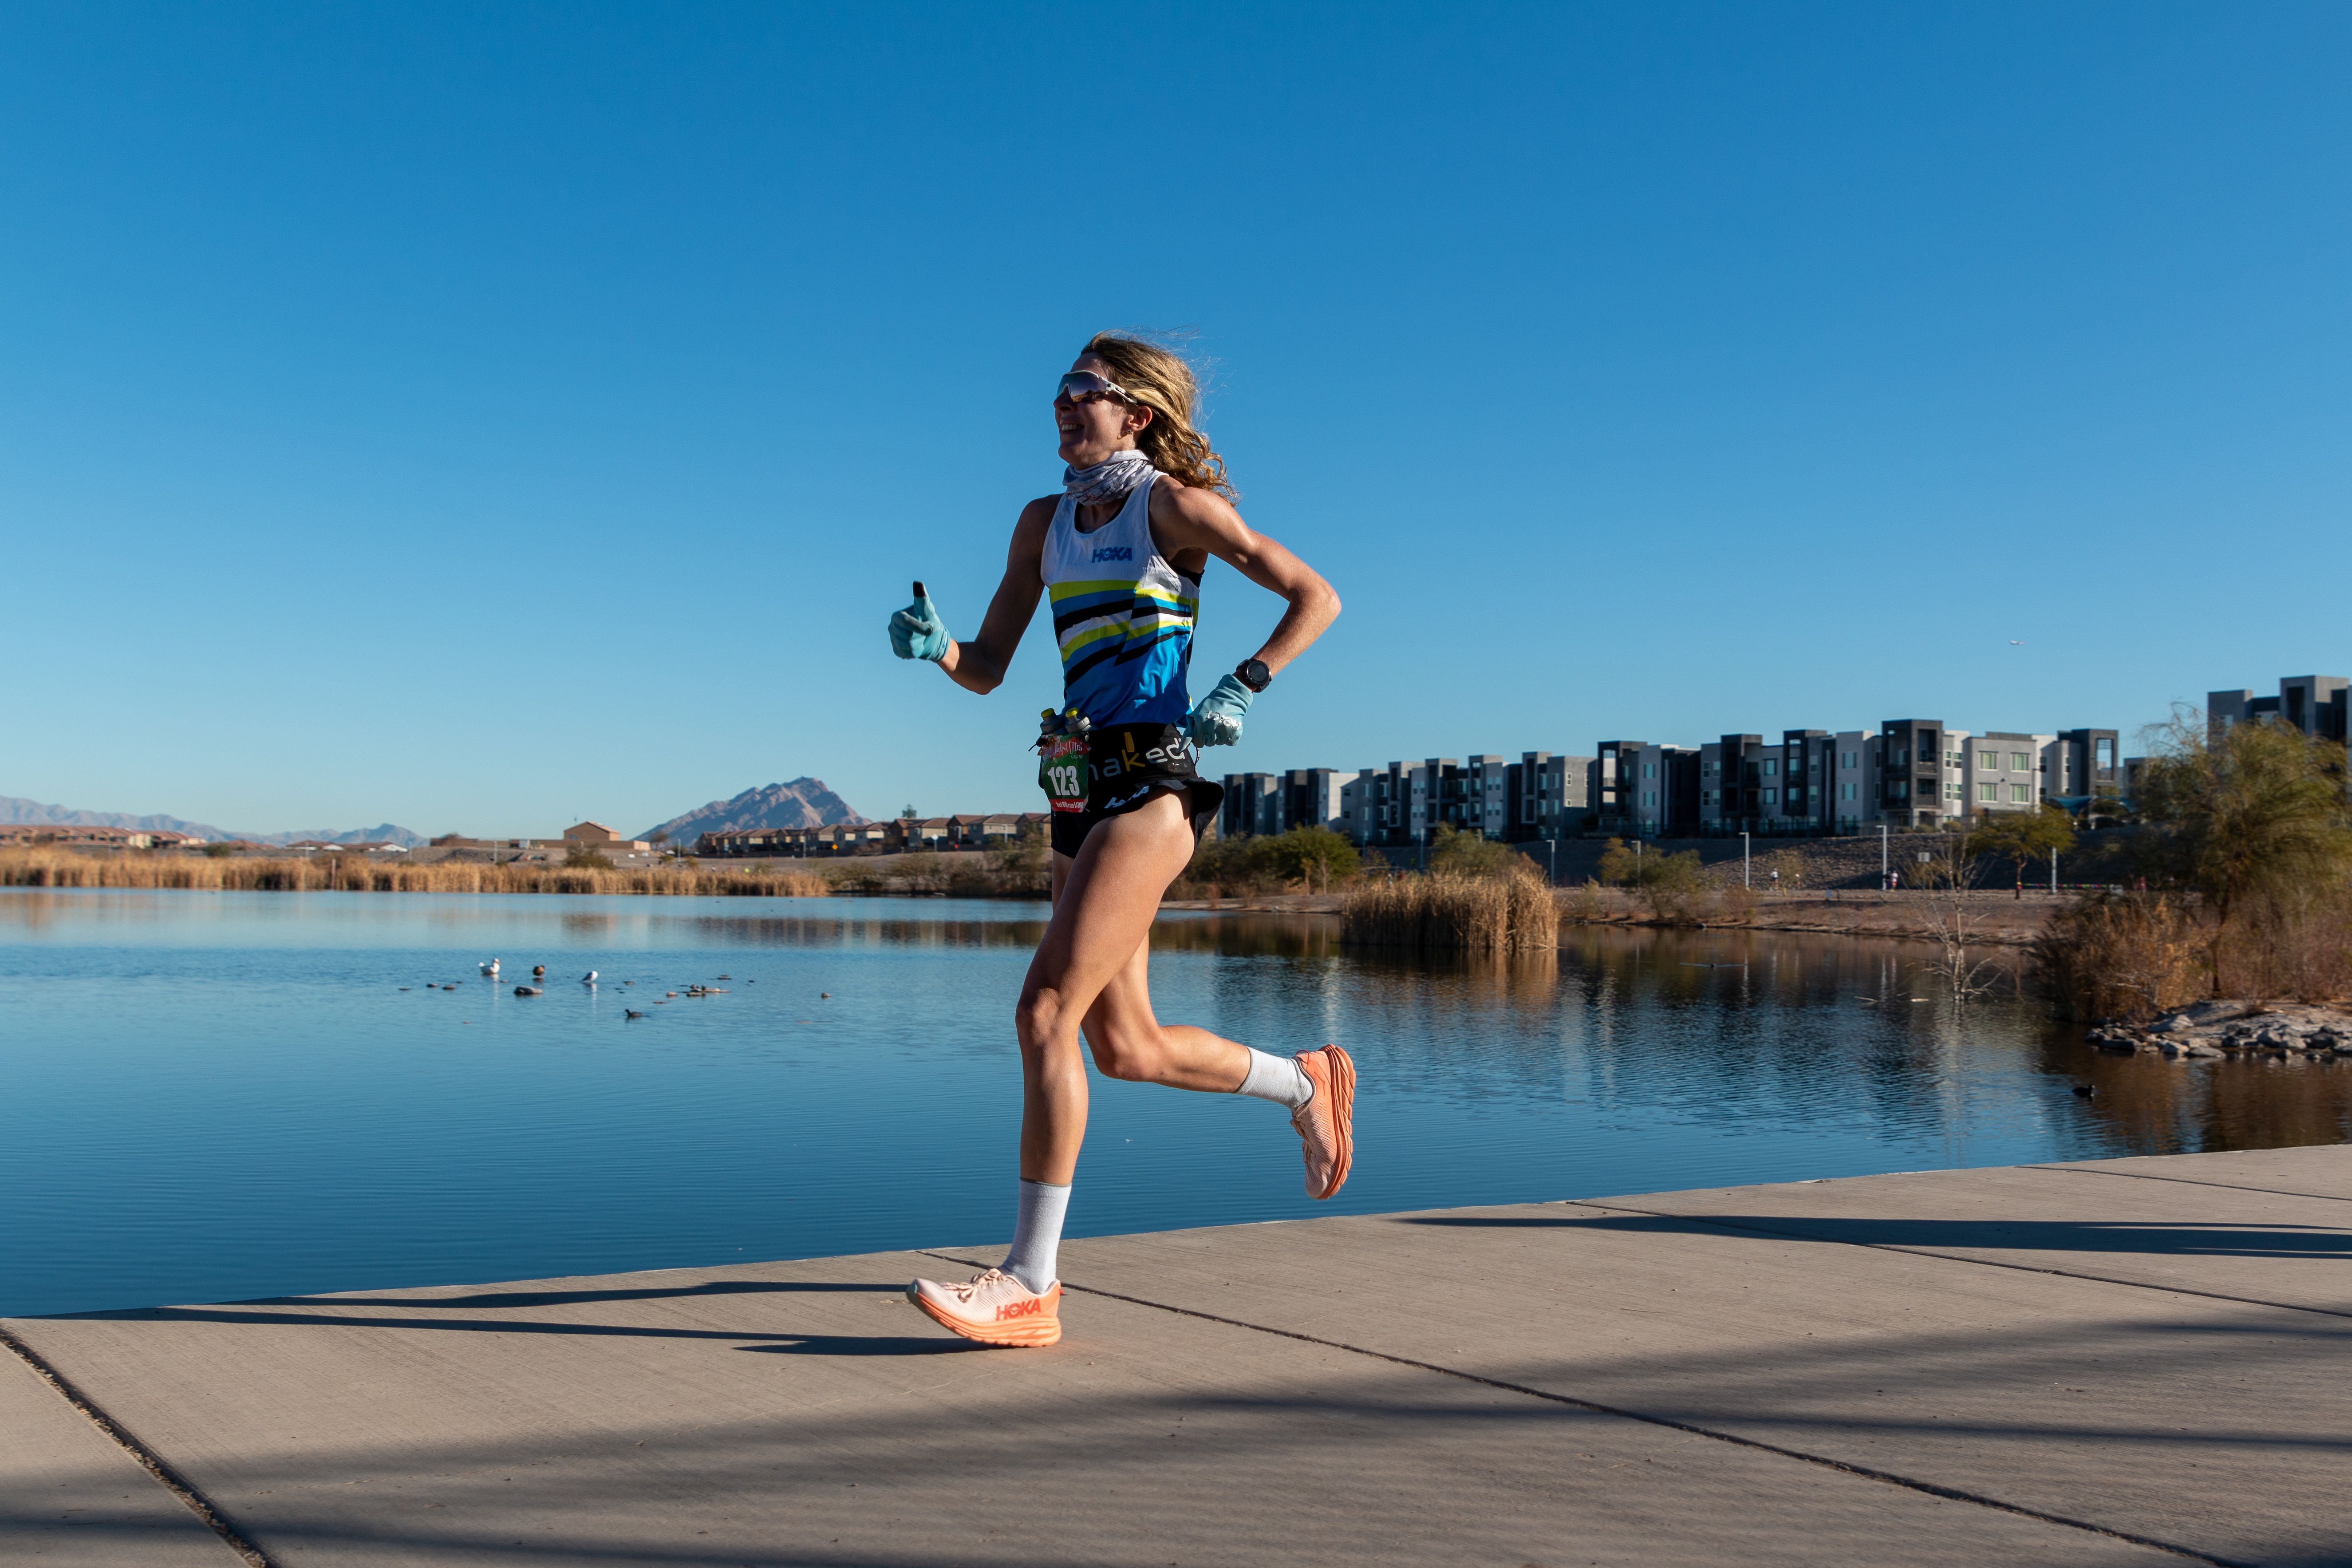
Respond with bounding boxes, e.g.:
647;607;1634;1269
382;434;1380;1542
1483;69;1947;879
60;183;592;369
1037;734;1090;814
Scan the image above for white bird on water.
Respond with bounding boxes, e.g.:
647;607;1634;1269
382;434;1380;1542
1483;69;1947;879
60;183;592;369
582;970;599;985
481;959;500;976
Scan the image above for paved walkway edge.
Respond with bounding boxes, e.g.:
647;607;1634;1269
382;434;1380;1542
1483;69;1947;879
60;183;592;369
0;1323;270;1567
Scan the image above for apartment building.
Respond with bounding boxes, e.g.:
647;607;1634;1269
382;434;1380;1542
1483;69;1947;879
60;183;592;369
1282;768;1354;836
2048;727;2123;807
1595;740;1701;836
1219;767;1363;840
2210;676;2349;747
1960;733;2053;816
1220;772;1283;839
1687;718;2115;834
1504;751;1593;841
1701;730;1860;834
1339;761;1420;846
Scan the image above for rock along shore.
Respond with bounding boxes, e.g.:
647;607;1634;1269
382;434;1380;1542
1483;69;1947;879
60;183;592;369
2086;998;2352;1059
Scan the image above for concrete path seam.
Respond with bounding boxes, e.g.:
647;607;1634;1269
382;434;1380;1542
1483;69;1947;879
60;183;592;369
0;1324;276;1568
1562;1200;2352;1322
2031;1163;2352;1205
917;1250;2242;1567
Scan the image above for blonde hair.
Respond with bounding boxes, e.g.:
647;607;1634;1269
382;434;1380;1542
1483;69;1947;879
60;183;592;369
1081;332;1236;499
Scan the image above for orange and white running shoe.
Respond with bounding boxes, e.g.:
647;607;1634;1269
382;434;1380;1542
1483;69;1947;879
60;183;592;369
906;1268;1062;1347
1291;1044;1356;1199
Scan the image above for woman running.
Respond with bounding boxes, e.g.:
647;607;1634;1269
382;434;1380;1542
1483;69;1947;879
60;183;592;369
888;333;1350;1348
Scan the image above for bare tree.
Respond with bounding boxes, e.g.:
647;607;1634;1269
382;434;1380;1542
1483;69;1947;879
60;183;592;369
1909;835;2006;1003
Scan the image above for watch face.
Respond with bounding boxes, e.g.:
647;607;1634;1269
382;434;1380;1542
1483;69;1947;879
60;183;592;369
1237;659;1270;691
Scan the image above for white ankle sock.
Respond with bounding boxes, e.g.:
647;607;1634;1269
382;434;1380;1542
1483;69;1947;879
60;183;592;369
1236;1048;1314;1111
1001;1179;1070;1295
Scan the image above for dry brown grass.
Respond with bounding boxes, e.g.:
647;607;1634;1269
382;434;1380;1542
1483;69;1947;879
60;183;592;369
0;849;833;899
2034;884;2352;1021
1339;864;1559;953
2033;893;2208;1021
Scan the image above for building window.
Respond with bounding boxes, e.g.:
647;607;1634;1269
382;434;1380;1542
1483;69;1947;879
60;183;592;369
1945;781;1962;800
1978;750;1997;770
1841;782;1856;801
1763;759;1778;777
1763;788;1778;806
2009;783;2032;803
1642;790;1656;807
1642;762;1655;779
2010;753;2031;772
1979;782;1998;802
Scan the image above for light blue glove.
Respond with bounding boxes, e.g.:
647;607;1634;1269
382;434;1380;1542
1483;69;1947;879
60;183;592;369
888;582;951;663
1187;673;1255;747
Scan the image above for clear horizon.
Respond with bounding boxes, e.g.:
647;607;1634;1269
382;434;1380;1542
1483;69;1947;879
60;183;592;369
6;4;2348;834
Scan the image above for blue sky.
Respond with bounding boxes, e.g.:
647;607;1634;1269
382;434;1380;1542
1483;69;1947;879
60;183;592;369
5;3;2347;834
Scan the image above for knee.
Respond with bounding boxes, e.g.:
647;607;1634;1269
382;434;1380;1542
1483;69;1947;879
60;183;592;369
1015;985;1068;1051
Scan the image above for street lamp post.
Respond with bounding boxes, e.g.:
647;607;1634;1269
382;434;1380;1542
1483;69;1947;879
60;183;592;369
1742;830;1750;889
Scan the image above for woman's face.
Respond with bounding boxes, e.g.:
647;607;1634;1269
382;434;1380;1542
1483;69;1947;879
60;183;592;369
1055;355;1152;468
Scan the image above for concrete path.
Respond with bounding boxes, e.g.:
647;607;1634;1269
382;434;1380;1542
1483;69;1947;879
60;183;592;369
5;1146;2348;1567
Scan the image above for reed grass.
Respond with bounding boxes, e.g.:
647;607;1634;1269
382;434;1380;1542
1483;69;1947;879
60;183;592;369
0;849;833;899
1339;864;1559;953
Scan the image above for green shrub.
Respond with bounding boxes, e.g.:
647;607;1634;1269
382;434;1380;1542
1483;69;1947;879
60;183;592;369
1427;823;1518;878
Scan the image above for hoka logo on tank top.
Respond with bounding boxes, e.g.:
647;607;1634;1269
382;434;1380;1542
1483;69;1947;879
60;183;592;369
1039;474;1199;728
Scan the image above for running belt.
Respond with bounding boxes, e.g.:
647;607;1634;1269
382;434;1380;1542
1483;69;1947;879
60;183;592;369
1039;475;1199;728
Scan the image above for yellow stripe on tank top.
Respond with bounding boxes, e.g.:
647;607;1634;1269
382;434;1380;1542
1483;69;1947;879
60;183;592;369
1058;622;1129;659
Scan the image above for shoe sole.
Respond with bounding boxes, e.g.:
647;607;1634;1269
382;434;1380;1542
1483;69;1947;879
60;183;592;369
907;1283;1063;1348
1313;1044;1356;1200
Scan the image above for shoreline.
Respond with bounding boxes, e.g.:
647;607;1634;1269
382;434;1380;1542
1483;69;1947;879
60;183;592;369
6;861;2065;950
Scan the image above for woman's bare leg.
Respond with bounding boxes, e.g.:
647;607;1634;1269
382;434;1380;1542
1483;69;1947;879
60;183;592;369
909;790;1354;1344
1018;792;1241;1183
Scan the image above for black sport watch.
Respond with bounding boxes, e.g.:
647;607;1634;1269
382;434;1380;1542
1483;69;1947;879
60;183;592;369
1235;657;1272;693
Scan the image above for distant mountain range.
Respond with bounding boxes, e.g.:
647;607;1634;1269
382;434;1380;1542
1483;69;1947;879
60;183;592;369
4;777;871;853
0;796;426;848
639;780;868;845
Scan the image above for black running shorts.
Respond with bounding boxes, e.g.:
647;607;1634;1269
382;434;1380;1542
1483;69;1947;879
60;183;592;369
1044;721;1225;860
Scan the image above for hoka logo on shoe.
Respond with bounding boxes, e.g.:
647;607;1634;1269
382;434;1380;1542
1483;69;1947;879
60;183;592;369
996;1298;1046;1320
1090;545;1134;563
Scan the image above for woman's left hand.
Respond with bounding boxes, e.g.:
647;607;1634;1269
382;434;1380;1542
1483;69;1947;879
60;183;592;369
1187;674;1254;747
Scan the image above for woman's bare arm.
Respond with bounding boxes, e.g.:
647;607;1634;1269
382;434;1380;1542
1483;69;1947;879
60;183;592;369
938;498;1056;695
1148;484;1340;676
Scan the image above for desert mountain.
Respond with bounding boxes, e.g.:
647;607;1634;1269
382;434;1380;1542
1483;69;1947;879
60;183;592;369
0;795;424;847
639;780;868;847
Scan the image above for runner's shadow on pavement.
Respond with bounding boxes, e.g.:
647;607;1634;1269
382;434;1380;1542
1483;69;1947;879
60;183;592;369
1404;1213;2352;1260
735;1335;982;1356
246;1280;903;1310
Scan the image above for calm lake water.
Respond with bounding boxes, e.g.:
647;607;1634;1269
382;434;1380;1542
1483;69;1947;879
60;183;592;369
4;889;2347;1319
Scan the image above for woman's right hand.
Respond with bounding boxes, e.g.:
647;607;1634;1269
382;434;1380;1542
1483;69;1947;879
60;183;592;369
889;582;951;663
